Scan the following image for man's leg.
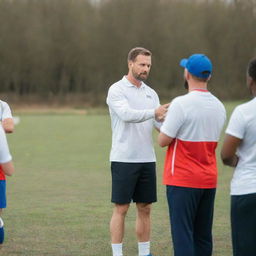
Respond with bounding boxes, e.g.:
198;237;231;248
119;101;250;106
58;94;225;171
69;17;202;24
110;204;130;243
167;186;201;256
110;204;130;256
110;162;139;256
193;189;216;256
136;203;151;256
136;203;151;242
0;180;6;248
231;193;256;256
0;209;4;248
133;163;156;256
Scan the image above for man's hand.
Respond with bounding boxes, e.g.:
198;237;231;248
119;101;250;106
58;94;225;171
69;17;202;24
2;118;14;133
155;103;169;122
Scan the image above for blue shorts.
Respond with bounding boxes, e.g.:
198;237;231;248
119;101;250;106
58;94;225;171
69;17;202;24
0;180;6;209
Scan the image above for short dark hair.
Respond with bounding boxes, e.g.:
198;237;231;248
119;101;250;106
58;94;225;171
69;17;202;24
127;47;152;62
248;57;256;81
190;73;209;82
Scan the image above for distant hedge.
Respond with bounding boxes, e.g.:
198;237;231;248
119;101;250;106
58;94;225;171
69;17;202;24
0;0;255;103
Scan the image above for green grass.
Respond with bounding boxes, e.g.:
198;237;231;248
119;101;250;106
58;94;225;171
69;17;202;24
0;101;240;255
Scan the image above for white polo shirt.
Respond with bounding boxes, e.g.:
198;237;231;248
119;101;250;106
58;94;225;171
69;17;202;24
0;100;12;121
226;97;256;195
161;90;226;188
106;76;161;162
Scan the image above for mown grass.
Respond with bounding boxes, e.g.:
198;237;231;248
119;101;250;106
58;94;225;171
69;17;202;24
0;101;241;255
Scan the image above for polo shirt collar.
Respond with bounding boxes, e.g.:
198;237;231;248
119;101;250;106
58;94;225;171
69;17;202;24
122;76;146;89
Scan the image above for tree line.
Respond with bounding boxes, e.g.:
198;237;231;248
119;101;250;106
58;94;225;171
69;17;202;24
0;0;255;105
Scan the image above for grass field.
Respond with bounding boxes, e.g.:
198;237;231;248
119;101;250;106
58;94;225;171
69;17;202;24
0;101;242;255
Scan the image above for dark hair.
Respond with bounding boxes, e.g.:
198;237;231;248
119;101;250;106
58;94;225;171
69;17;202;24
248;57;256;81
127;47;152;62
190;73;209;82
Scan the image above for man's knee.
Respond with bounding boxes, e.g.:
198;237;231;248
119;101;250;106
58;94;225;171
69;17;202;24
113;204;130;217
136;203;151;216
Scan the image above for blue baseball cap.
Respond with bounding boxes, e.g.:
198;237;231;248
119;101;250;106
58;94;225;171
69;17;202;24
180;54;212;79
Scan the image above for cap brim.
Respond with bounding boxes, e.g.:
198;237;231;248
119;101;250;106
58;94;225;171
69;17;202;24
180;58;188;68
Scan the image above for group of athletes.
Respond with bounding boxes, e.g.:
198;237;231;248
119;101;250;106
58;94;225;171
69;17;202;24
106;47;256;256
0;47;255;256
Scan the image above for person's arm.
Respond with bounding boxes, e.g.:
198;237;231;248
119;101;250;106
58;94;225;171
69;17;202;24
158;99;184;147
221;106;244;167
0;126;13;175
1;161;14;176
2;118;14;133
107;87;168;123
158;132;174;147
221;134;241;167
0;101;14;133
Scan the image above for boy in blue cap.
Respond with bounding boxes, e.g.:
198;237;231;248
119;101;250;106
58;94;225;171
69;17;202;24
158;54;226;256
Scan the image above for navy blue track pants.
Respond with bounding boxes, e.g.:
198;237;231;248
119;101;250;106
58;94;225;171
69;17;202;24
166;185;216;256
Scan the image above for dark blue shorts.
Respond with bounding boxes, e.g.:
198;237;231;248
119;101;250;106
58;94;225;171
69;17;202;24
0;180;6;209
111;162;157;204
231;193;256;256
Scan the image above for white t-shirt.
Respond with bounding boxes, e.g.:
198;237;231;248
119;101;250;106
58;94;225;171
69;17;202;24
161;90;226;188
226;97;256;195
0;125;12;164
0;100;13;121
106;76;161;162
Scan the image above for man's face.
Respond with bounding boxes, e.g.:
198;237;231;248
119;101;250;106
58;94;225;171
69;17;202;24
129;54;151;81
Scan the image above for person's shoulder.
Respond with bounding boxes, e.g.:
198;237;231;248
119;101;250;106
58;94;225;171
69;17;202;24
233;98;256;115
108;78;124;93
0;100;11;108
109;78;123;88
238;98;256;108
167;94;189;111
208;93;225;108
172;93;190;104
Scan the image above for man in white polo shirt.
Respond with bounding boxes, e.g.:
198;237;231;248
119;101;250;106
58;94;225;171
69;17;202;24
221;57;256;256
106;47;169;256
158;54;226;256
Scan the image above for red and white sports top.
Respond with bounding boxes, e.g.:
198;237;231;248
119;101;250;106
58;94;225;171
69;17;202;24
0;125;12;180
161;90;226;188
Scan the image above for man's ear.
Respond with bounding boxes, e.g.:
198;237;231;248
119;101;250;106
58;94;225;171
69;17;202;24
206;75;211;82
128;60;133;69
184;69;189;81
247;76;254;87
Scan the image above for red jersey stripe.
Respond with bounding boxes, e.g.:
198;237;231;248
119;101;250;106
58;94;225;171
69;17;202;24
163;139;218;188
0;166;5;180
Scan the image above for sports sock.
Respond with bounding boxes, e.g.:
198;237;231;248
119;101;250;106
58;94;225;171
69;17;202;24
138;241;150;256
0;218;4;244
111;243;123;256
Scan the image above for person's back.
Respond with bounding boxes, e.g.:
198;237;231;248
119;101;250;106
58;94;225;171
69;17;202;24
221;57;256;256
162;90;226;188
225;97;256;195
158;53;226;256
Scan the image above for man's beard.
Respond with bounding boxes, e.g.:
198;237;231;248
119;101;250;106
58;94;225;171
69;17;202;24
184;80;188;90
132;70;148;82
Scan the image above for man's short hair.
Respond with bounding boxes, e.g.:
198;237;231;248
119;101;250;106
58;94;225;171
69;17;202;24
248;57;256;81
127;47;152;62
190;73;209;82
